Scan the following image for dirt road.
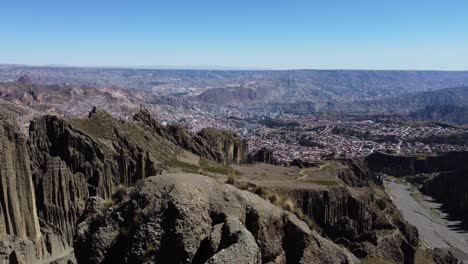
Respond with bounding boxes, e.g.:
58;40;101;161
385;180;468;263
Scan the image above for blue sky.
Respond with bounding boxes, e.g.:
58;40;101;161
0;0;467;70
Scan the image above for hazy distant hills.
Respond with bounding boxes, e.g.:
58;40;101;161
351;86;468;123
2;65;468;104
410;105;468;124
2;65;468;123
0;75;180;120
194;70;468;106
356;86;468;110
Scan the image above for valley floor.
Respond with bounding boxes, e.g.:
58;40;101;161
385;180;468;263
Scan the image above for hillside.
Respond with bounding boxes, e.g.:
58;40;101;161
351;86;468;124
2;66;468;105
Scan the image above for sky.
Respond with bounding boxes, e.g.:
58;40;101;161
0;0;467;70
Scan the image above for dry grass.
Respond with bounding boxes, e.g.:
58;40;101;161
282;198;295;212
298;178;339;186
267;192;280;205
226;174;236;184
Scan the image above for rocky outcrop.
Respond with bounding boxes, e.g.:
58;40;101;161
336;158;373;187
289;159;321;169
197;128;248;165
134;109;248;164
0;116;72;263
274;186;418;264
249;147;278;165
429;248;459;264
74;173;359;264
28;108;173;245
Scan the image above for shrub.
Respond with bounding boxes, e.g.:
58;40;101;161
235;181;249;190
282;198;295;212
254;186;265;196
112;184;127;203
268;192;280;205
226;174;236;184
102;198;114;209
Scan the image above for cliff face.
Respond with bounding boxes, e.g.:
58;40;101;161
27;108;174;245
365;151;468;177
0;116;72;263
275;185;418;264
249;147;278;165
74;173;359;264
197;128;248;165
134;109;248;164
367;151;468;235
0;116;41;241
0;108;251;263
422;171;468;226
336;158;373;187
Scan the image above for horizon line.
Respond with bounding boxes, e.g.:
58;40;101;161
1;63;467;72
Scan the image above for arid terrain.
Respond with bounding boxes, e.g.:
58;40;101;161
0;67;467;264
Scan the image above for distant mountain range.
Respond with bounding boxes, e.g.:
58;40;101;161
1;65;468;124
350;86;468;124
1;65;468;101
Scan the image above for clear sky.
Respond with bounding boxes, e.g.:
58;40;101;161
0;0;467;70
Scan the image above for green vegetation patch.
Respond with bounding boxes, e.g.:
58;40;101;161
168;157;241;176
199;158;241;175
167;159;202;174
298;178;339;186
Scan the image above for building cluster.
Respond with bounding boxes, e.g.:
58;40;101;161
172;111;468;161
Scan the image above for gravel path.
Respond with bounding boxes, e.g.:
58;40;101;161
385;180;468;263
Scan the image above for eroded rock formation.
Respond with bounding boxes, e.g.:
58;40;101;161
249;147;278;165
422;171;468;227
0;116;72;263
27;108;173;245
367;151;468;227
134;109;248;165
270;185;418;263
365;151;468;177
0;117;41;241
74;173;359;264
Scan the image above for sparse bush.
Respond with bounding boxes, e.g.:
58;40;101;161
112;184;127;203
254;186;265;196
226;174;236;184
268;192;280;205
282;198;295;212
236;182;249;190
102;199;114;211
